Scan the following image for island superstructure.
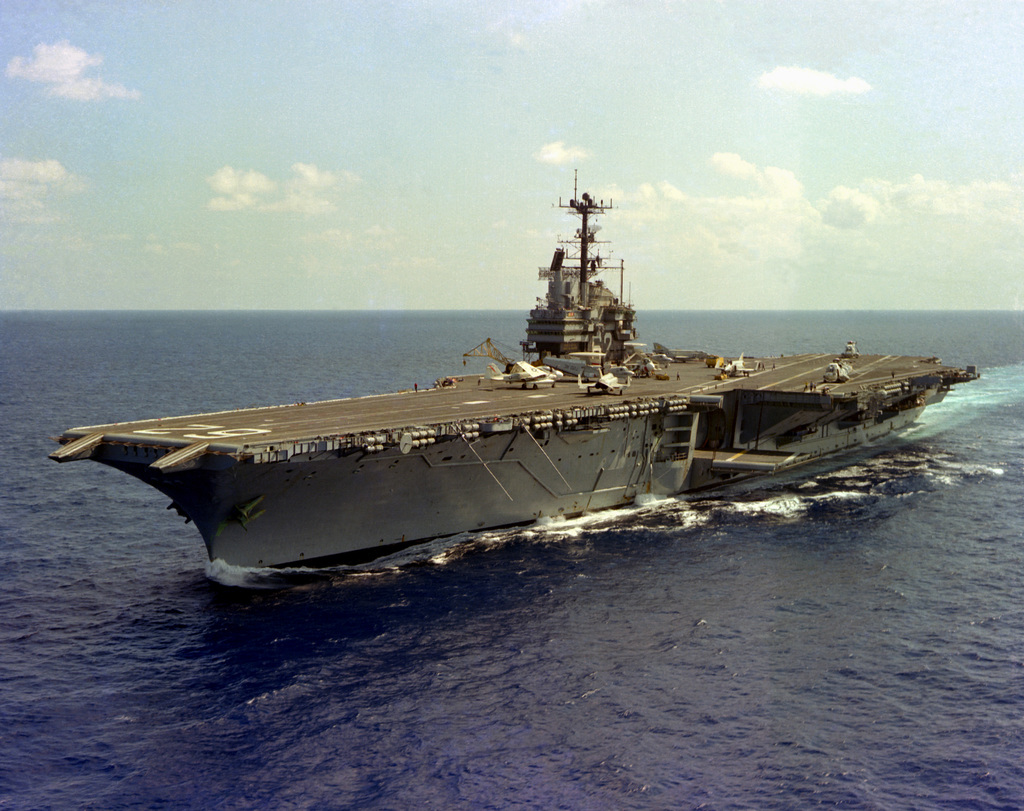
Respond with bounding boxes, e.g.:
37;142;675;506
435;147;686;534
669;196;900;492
50;183;979;569
522;187;637;364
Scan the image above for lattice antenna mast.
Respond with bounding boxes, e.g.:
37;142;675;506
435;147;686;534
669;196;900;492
556;171;613;307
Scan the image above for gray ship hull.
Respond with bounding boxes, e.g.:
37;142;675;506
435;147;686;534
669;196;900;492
55;359;966;569
128;417;652;568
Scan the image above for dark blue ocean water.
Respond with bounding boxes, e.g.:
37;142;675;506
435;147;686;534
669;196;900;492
2;310;1022;810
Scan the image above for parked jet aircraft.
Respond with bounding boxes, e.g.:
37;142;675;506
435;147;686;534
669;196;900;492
578;371;629;395
714;354;756;377
544;351;604;381
487;362;558;389
653;343;713;362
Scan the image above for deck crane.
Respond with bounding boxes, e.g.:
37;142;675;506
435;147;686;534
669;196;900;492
463;338;518;371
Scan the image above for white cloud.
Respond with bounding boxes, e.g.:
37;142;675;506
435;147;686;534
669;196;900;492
6;41;140;101
616;158;817;281
711;152;804;199
1;158;71;185
819;174;1024;229
206;166;277;210
304;228;354;247
290;163;338;189
205;164;358;213
487;1;597;48
887;174;1022;221
762;165;804;199
609;158;1024;308
0;157;84;223
821;185;883;228
138;239;200;256
264;164;359;214
710;152;759;182
534;141;592;165
758;66;871;96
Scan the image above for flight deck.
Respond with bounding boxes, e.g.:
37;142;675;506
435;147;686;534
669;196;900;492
53;353;962;457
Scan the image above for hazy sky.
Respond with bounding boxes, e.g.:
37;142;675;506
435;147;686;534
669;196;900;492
3;1;1023;310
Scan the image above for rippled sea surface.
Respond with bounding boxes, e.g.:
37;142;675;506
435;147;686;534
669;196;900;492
2;311;1022;809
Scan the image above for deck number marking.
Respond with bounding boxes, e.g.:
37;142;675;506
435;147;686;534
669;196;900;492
135;424;272;439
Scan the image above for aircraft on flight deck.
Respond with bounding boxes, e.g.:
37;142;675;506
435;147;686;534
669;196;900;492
578;370;630;395
487;361;559;389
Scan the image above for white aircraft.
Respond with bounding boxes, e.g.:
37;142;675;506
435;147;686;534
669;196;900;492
578;371;629;395
714;354;756;377
544;351;604;381
653;343;713;362
487;361;558;389
823;359;853;383
544;356;587;377
637;358;659;376
622;343;661;376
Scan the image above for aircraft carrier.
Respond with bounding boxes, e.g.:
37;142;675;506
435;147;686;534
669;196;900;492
50;182;979;569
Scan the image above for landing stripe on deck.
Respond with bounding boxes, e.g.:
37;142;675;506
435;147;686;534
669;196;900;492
757;354;832;390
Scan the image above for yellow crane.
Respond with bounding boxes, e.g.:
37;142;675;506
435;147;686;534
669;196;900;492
463;338;516;369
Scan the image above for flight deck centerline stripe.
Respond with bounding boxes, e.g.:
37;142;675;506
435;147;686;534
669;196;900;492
845;355;893;379
757;354;833;390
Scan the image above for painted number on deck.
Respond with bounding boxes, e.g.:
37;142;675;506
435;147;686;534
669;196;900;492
134;423;272;439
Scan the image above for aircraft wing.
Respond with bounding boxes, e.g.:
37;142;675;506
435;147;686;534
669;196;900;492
511;361;547;380
579;371;628;394
546;356;598;379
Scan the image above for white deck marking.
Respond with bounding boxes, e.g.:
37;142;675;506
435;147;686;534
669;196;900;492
757;354;832;390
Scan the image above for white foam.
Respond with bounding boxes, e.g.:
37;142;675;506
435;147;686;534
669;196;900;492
634;492;674;508
527;493;685;537
726;489;868;519
525;512;609;539
933;459;1006;478
819;489;870;501
729;495;806;518
205;558;290;588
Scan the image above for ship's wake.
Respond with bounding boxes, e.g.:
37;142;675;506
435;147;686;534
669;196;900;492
682;442;1005;528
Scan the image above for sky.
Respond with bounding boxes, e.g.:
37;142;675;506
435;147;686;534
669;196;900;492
2;0;1023;311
